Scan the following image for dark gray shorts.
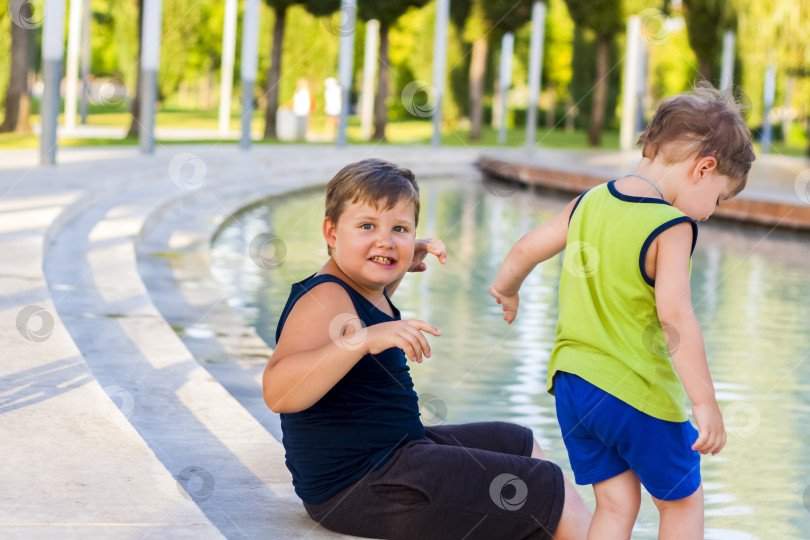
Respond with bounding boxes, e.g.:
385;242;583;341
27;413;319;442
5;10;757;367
303;421;565;540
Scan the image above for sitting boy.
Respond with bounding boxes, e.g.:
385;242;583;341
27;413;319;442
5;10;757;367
263;159;590;539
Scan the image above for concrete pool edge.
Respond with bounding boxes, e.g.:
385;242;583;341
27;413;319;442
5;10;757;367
478;153;810;231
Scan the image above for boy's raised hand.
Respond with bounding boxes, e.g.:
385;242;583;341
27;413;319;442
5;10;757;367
691;402;727;455
364;319;441;363
489;285;519;324
408;238;447;272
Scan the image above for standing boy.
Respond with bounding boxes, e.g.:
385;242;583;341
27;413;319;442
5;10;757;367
491;85;755;539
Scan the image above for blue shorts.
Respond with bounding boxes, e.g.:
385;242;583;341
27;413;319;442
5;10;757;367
554;371;701;501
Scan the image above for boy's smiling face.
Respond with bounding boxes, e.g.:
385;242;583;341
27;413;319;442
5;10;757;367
324;197;417;292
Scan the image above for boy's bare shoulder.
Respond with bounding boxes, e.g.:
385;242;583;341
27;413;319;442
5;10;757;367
287;280;356;320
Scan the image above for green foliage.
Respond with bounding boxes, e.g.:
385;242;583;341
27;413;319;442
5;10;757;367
564;0;624;36
303;0;340;17
358;0;430;25
569;26;621;130
682;0;735;80
0;11;11;105
481;0;532;40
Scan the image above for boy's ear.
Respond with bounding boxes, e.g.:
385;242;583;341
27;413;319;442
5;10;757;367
692;156;718;182
323;217;337;249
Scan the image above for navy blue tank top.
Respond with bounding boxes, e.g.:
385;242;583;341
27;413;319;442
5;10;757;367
274;273;425;504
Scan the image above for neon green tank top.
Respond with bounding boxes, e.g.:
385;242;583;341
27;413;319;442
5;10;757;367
547;181;697;422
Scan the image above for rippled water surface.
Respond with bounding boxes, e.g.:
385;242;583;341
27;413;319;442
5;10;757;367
212;177;810;539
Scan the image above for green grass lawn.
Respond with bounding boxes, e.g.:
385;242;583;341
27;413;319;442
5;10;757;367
2;102;807;158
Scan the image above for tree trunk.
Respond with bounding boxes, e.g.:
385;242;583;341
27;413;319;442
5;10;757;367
0;6;32;134
545;82;557;129
698;58;711;82
372;21;390;142
126;0;144;138
263;6;286;139
588;35;610;147
468;36;487;141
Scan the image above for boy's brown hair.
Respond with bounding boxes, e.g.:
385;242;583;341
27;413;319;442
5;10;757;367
637;83;755;196
325;159;420;254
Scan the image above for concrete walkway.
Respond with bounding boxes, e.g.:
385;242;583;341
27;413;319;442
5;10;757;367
0;142;806;539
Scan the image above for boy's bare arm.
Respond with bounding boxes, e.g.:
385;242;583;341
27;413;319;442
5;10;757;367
263;282;439;413
654;223;726;455
490;197;577;323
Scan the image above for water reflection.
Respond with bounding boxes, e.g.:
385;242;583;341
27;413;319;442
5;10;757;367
211;176;810;539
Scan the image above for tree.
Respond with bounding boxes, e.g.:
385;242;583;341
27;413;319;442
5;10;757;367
682;0;735;82
126;0;144;138
1;4;32;134
460;0;531;141
359;0;429;141
263;0;301;139
563;0;624;146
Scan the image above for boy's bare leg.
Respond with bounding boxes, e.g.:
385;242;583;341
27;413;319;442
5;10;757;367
652;484;703;540
531;439;591;540
588;470;641;540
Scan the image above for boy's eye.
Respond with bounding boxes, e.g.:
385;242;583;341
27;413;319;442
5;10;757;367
360;223;374;230
393;225;408;233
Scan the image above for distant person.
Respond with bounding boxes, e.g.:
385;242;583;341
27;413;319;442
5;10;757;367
323;77;341;140
286;78;315;140
263;159;591;539
491;83;756;539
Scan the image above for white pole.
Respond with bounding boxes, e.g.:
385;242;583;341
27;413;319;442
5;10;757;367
360;20;379;140
431;0;449;146
720;30;735;91
79;0;91;123
240;0;260;149
525;1;546;149
64;0;83;130
620;15;641;152
41;0;68;165
497;32;514;145
139;0;163;154
219;0;238;135
761;62;776;154
336;0;357;148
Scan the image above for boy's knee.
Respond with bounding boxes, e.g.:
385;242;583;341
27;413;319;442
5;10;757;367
652;483;703;512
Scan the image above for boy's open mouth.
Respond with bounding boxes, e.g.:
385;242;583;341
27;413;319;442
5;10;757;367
370;256;395;265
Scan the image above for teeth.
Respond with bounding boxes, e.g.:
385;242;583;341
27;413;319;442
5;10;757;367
371;256;393;264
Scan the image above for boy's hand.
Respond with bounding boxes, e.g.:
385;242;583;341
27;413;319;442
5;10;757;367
490;285;519;324
408;238;447;272
364;319;441;363
691;402;727;455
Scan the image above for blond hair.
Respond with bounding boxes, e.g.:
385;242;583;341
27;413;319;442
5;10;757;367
637;83;755;196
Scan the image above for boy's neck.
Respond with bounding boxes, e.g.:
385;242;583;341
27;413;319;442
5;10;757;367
629;157;689;204
318;258;390;308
